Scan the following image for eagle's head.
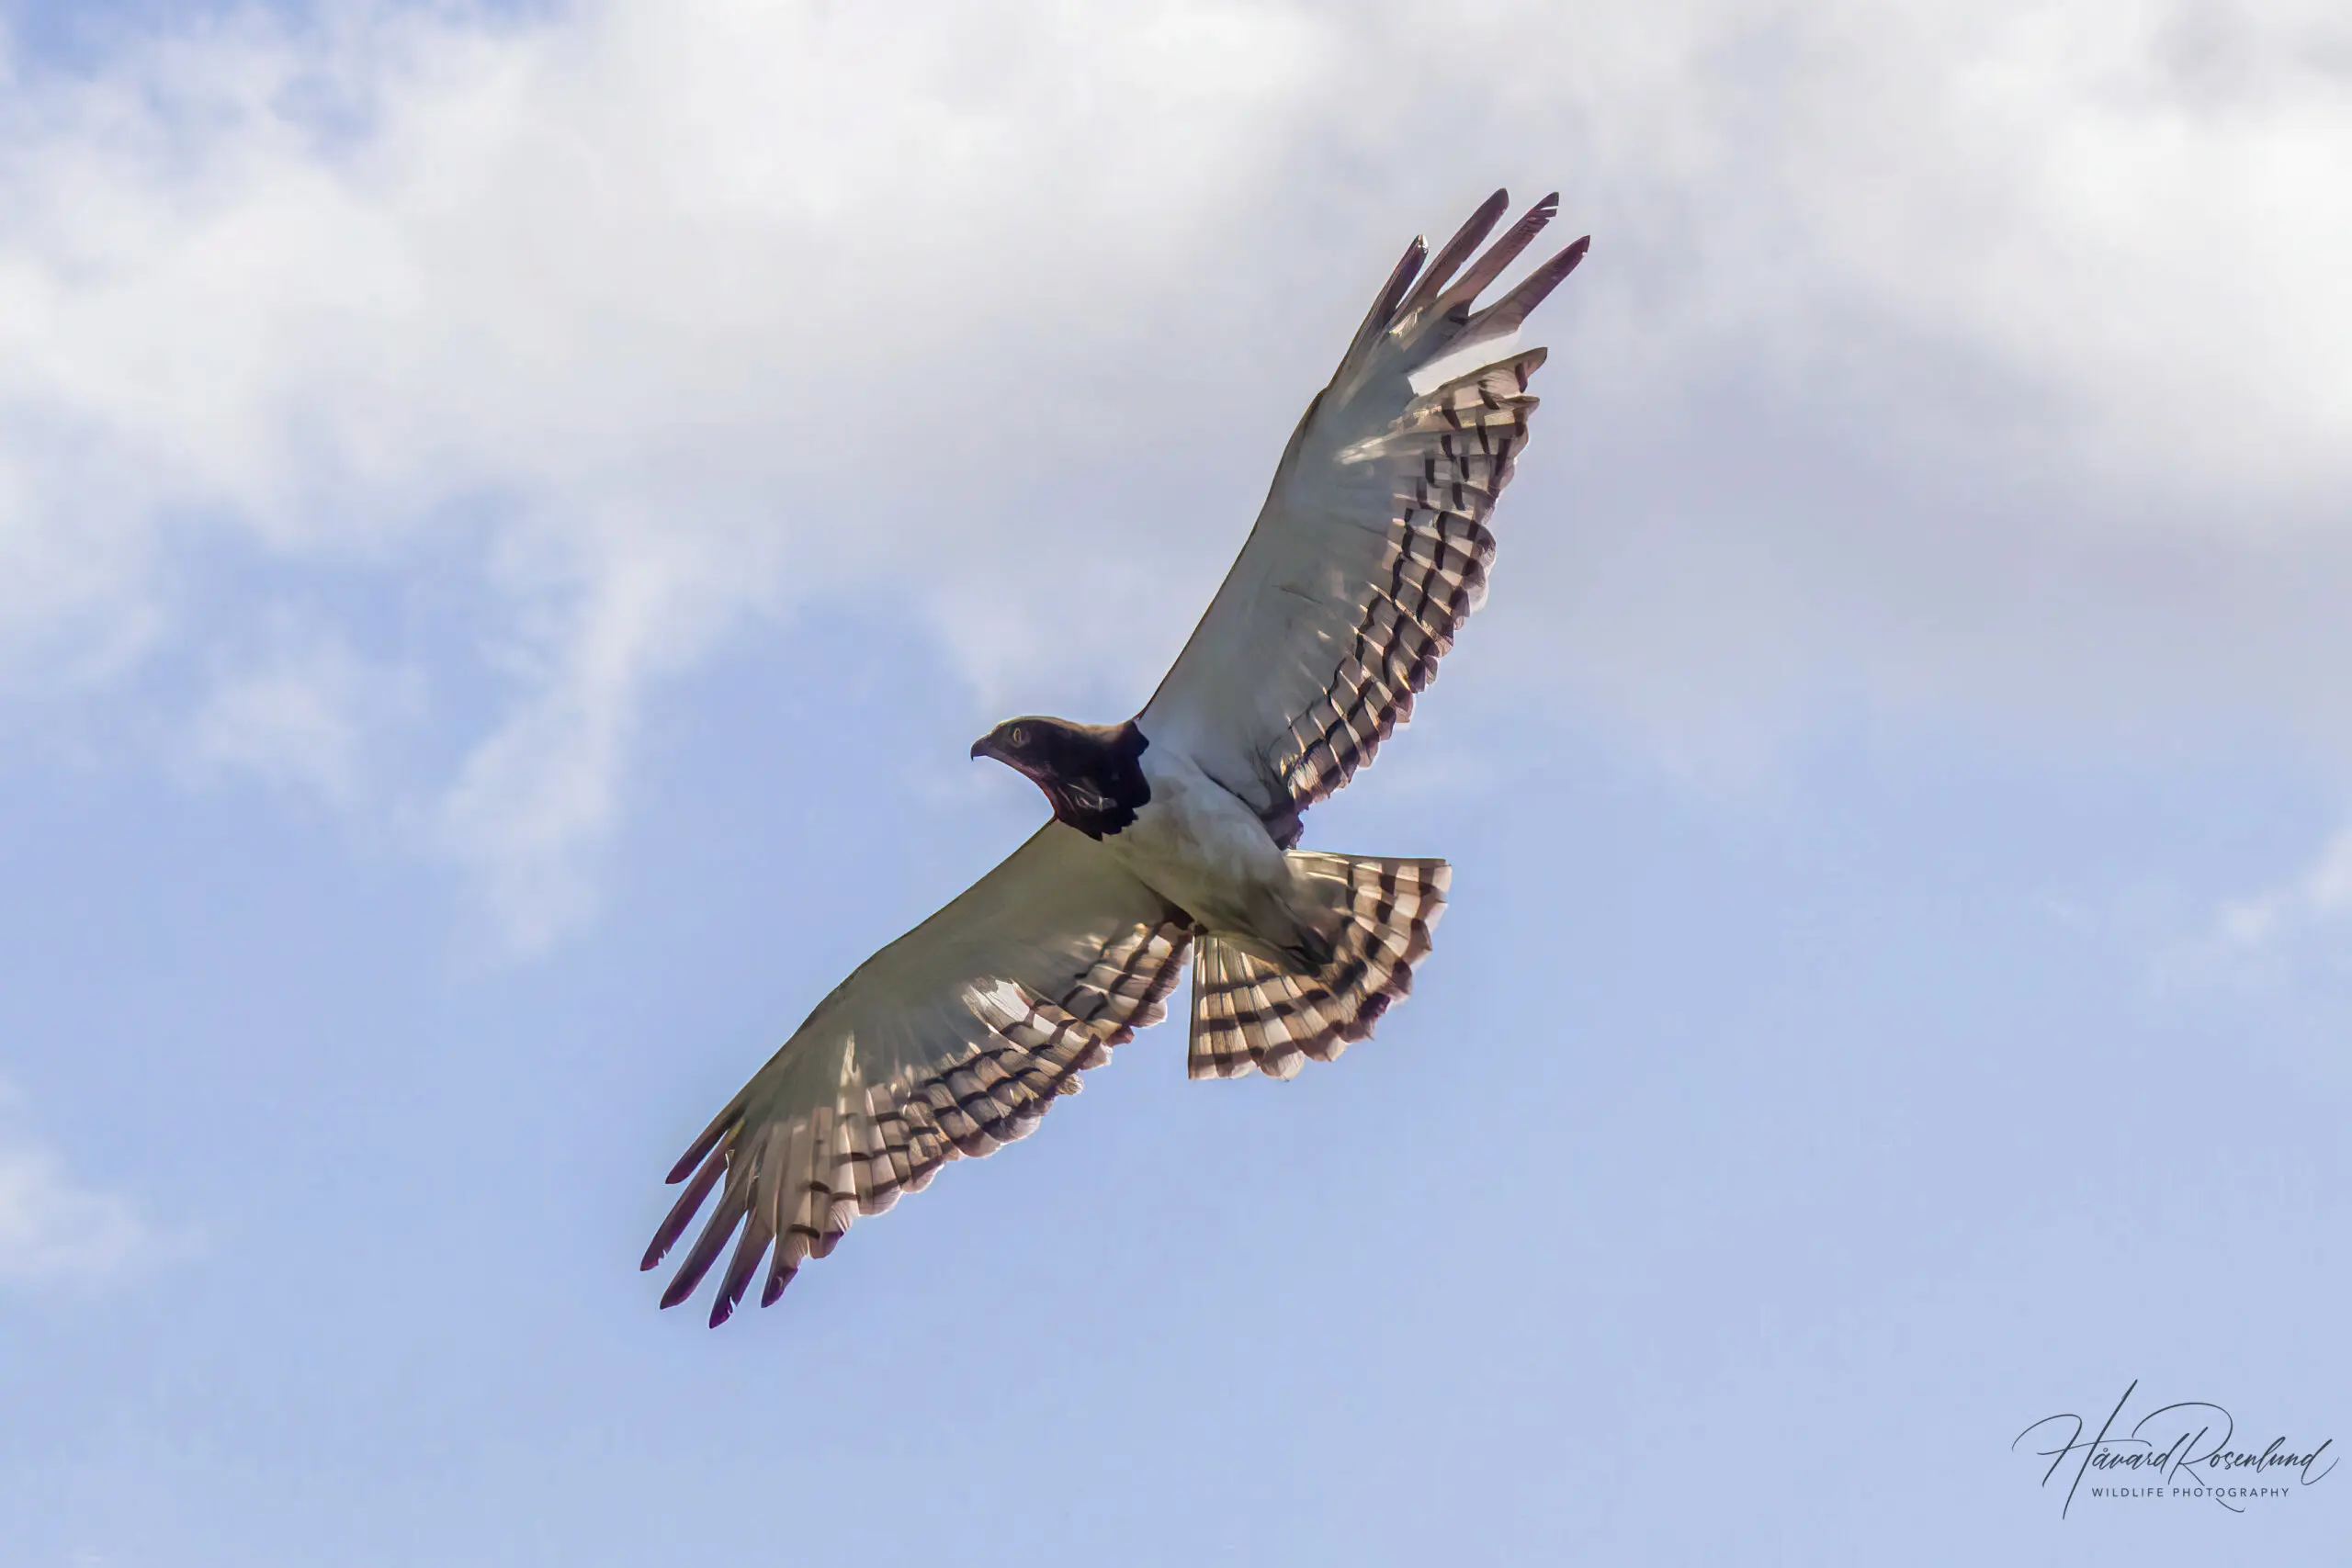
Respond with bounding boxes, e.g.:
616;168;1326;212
970;716;1150;839
969;715;1069;778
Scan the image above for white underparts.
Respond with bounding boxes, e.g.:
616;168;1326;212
1109;741;1324;959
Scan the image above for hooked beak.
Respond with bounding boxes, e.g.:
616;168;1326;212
970;735;996;761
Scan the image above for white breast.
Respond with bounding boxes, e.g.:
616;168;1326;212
1108;741;1293;934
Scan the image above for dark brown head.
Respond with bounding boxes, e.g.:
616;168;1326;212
971;716;1150;840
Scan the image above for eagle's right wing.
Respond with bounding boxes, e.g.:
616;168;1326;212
1140;191;1585;840
642;823;1191;1324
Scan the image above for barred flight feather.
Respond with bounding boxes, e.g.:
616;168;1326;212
642;829;1191;1325
1272;352;1537;815
1188;855;1449;1080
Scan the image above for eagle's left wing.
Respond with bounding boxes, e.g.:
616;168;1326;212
1140;191;1587;840
642;823;1191;1324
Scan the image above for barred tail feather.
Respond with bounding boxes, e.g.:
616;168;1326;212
1188;855;1449;1080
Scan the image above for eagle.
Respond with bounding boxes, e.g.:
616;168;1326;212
644;190;1588;1323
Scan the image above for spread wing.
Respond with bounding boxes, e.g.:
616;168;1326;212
642;823;1191;1324
1140;190;1587;838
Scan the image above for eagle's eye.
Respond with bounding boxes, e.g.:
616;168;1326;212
1008;725;1029;748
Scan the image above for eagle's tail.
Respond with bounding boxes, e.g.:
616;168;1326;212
1187;854;1450;1080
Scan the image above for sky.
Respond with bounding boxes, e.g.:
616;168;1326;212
1;0;2347;1562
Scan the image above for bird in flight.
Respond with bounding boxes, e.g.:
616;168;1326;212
644;190;1589;1324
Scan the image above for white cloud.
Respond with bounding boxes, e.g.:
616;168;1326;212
0;0;2348;947
2193;820;2352;987
0;1084;152;1288
180;610;424;807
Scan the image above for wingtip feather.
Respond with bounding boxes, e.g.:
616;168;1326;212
664;1104;739;1184
1456;234;1590;351
657;1182;749;1312
1432;193;1566;320
760;1265;797;1307
641;1138;729;1271
1398;189;1511;318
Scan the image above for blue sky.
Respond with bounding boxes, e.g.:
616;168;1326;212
2;2;2348;1563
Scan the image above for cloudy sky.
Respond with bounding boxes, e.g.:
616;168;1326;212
3;0;2346;1562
